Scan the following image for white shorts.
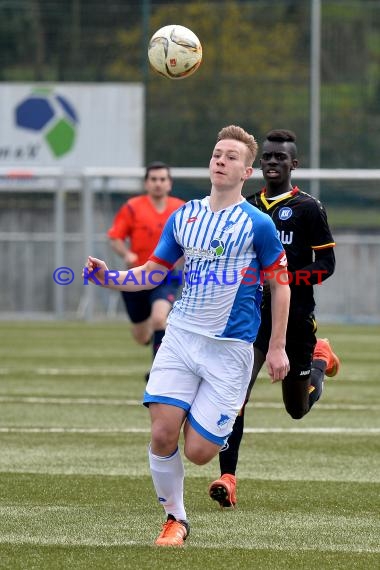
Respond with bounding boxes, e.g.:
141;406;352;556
143;324;253;446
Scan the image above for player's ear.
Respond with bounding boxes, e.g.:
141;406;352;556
291;159;299;170
242;166;253;180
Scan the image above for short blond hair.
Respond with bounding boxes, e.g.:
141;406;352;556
217;125;258;165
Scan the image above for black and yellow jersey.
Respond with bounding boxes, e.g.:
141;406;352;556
247;186;336;316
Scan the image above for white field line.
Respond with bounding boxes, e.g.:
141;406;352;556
0;426;379;434
0;534;378;553
0;396;143;406
0;535;378;553
0;364;378;384
0;395;378;412
0;367;138;375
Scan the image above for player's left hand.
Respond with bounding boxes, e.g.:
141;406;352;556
265;347;290;383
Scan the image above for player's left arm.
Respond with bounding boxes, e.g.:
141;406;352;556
266;268;290;383
295;199;336;284
255;218;290;382
295;246;335;285
252;212;290;381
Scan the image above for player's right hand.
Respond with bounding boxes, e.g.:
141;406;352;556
82;256;109;285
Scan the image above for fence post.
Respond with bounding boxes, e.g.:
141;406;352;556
81;174;95;320
54;174;65;318
310;0;321;200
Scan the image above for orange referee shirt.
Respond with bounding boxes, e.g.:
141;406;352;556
107;195;185;267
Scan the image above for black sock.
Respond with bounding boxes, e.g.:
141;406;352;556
152;329;165;359
219;408;245;476
308;359;326;409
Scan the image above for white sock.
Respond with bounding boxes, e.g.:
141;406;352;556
148;445;187;521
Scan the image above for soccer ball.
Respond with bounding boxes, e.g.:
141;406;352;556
148;24;202;80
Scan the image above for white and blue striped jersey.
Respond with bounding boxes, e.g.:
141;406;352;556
150;196;286;343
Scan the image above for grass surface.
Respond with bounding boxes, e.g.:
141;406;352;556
0;321;379;569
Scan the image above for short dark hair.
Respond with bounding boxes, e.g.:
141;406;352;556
265;129;297;158
145;161;172;180
266;129;297;143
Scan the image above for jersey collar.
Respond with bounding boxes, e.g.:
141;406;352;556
260;186;299;210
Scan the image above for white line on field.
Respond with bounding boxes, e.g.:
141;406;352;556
0;427;379;434
0;397;143;406
0;368;139;375
0;396;378;411
0;535;378;553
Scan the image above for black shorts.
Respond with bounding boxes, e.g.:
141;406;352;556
254;308;317;378
121;275;180;324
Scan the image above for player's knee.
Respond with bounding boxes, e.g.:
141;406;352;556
285;404;308;420
150;316;168;331
184;449;210;465
183;442;216;466
151;424;178;454
131;330;151;345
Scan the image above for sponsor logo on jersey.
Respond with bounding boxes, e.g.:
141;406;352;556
210;238;225;257
277;230;294;245
278;206;293;220
184;246;213;259
187;216;198;223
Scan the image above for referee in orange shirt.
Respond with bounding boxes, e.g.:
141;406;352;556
107;162;185;380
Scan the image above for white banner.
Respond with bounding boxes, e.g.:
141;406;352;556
0;83;144;168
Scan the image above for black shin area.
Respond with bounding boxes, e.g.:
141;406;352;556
282;375;311;419
219;409;245;476
308;365;325;409
152;329;165;358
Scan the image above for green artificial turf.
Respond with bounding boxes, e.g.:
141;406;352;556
0;321;379;569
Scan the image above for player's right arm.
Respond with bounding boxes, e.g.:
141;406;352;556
85;209;184;291
83;257;169;291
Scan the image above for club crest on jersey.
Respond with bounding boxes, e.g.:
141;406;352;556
210;238;225;257
278;207;293;220
217;414;230;428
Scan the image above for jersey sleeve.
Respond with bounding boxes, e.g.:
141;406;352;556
253;213;287;270
107;203;133;240
149;211;183;269
308;200;335;250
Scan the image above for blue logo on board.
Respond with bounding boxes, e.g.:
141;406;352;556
15;87;78;158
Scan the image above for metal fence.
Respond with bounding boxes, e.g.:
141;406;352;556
2;1;380;171
1;167;379;323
